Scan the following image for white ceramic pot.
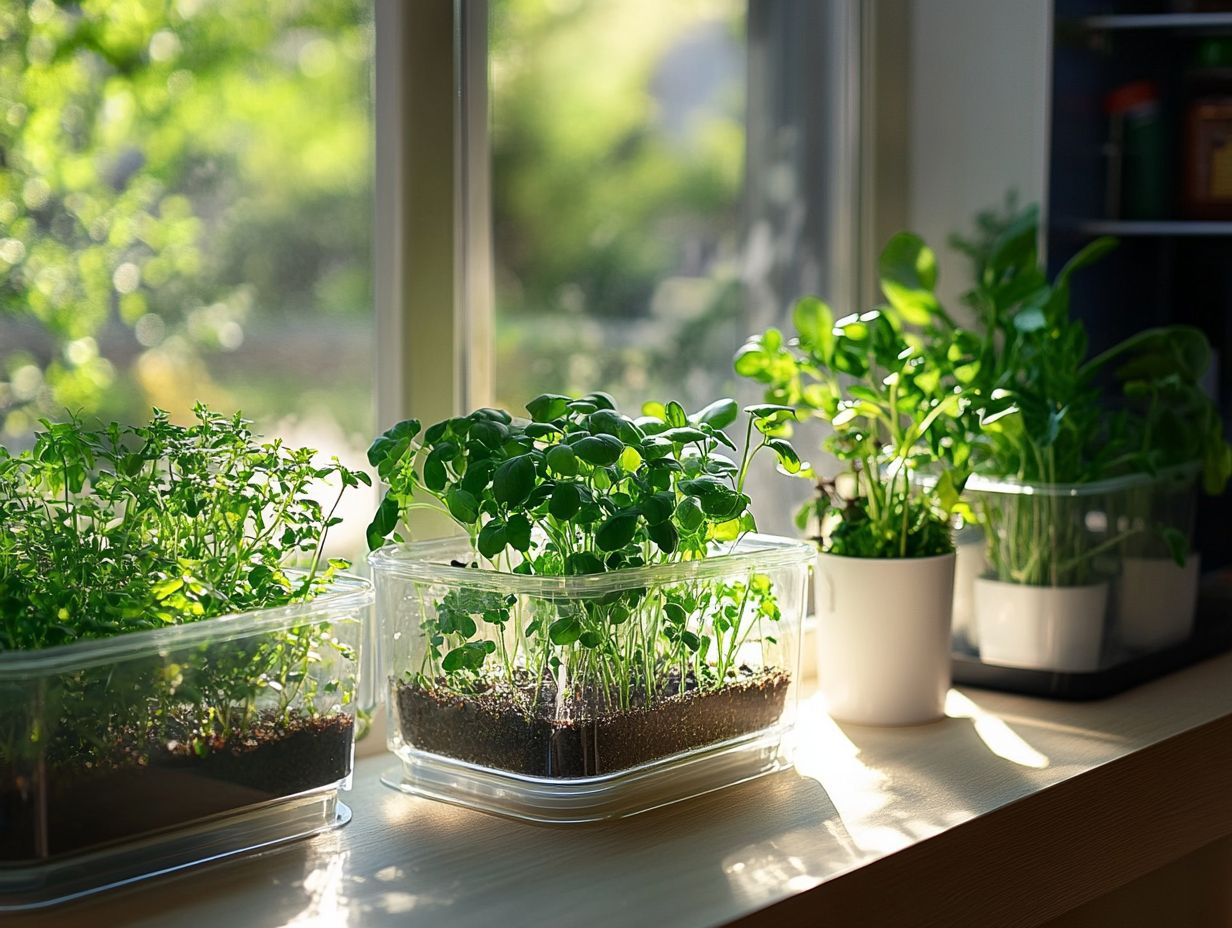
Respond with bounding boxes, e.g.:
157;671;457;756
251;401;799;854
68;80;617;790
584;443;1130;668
1116;554;1200;651
815;551;955;726
952;536;987;650
974;578;1108;672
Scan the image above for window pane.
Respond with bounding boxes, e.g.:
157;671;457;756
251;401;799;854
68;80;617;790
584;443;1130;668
0;0;373;549
489;0;747;414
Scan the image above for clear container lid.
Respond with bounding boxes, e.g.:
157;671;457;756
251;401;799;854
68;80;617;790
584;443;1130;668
0;575;373;676
368;533;815;597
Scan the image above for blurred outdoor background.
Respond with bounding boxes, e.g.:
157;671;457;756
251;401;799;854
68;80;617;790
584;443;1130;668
490;0;747;413
0;0;763;553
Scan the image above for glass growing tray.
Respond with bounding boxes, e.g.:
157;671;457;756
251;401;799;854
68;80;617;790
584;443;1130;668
952;575;1232;700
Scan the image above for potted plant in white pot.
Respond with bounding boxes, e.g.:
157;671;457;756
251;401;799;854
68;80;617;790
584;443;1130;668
735;234;978;725
1085;326;1232;651
943;208;1141;672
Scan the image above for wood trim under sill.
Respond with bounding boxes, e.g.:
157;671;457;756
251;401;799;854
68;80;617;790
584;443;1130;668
733;713;1232;928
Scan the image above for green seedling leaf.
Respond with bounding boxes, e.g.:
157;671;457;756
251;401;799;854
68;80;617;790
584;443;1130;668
573;435;624;466
595;511;639;551
641;490;676;525
423;447;450;492
879;232;941;325
477;520;507;559
526;393;571;422
549;482;582;520
661;426;708;444
767;438;801;474
732;343;769;378
676;496;706;531
648;519;678;554
549;616;582;646
445;488;480;524
692;398;739;429
793;296;835;362
493;454;536;507
505;513;532;552
545;443;578;476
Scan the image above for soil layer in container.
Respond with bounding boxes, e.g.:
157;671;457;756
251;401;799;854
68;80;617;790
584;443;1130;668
0;711;353;864
396;667;790;778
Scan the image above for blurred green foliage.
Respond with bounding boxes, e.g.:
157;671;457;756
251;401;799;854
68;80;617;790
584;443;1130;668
490;0;747;411
0;0;371;437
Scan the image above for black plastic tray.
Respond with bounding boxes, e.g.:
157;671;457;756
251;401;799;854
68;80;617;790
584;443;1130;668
951;577;1232;700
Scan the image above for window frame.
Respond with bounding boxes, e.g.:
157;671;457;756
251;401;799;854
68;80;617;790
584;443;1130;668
375;0;887;431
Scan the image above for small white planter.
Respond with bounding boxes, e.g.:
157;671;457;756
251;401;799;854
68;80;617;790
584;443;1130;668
1117;554;1200;651
952;536;987;650
974;578;1108;672
815;551;955;726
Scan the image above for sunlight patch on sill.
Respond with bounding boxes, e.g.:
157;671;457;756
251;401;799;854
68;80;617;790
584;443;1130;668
286;847;350;927
945;690;1051;769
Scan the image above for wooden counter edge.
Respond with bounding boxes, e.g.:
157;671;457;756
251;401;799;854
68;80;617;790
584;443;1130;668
730;712;1232;928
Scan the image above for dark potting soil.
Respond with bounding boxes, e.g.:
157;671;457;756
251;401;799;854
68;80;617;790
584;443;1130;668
0;711;353;864
396;668;791;778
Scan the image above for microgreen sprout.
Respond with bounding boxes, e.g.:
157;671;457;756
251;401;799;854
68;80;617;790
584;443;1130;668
366;393;797;711
0;404;367;768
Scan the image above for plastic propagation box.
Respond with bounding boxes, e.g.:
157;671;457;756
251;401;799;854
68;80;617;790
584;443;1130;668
371;533;811;824
0;576;372;910
952;466;1229;698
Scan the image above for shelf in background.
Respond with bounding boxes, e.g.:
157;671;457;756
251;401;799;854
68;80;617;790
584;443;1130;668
1055;219;1232;237
1078;12;1232;31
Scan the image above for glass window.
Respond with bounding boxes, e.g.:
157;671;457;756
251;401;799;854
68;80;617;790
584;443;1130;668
489;0;748;414
0;0;374;550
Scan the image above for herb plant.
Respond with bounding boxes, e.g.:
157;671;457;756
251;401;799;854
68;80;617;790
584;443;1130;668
734;234;979;559
0;405;367;766
949;201;1229;582
366;393;798;712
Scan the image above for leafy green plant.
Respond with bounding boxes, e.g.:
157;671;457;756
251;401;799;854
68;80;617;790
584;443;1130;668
734;234;980;559
366;393;798;711
1082;325;1232;563
944;205;1127;585
0;404;366;766
948;199;1228;582
1083;326;1232;495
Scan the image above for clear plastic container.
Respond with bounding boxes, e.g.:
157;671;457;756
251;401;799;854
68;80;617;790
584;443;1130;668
370;533;810;823
963;471;1202;672
0;576;372;911
1112;464;1203;653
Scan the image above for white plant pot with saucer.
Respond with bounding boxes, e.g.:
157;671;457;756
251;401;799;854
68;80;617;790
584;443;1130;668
974;578;1109;672
1116;553;1201;651
815;551;955;726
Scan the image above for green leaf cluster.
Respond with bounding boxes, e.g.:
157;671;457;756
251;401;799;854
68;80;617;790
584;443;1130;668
735;236;978;559
0;404;365;767
950;198;1230;581
367;393;796;709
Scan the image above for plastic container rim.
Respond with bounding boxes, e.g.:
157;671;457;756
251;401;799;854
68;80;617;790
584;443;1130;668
815;550;955;565
369;532;814;596
962;460;1203;498
0;573;373;677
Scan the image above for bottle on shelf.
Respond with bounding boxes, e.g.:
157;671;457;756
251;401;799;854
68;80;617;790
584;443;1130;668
1183;39;1232;220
